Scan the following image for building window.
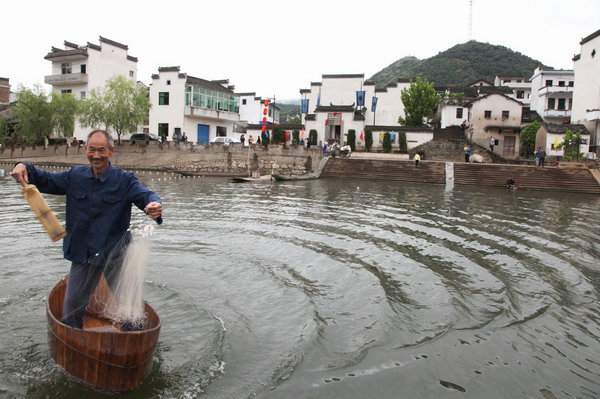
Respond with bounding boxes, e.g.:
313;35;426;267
61;62;72;74
504;79;511;83
502;111;509;119
569;98;573;110
456;108;463;118
516;79;522;83
80;91;86;98
80;64;86;74
167;80;171;85
558;81;565;87
61;89;72;94
557;98;566;110
548;98;556;109
158;123;169;137
129;70;134;78
545;80;553;87
242;99;247;105
569;81;574;87
159;92;169;105
484;110;492;119
516;90;524;99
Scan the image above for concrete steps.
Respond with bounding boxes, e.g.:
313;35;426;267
321;157;600;194
321;158;446;184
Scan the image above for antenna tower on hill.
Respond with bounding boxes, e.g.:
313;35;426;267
468;0;473;41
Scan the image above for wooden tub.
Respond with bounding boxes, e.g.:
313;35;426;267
46;276;161;392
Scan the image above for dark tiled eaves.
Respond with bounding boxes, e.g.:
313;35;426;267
484;125;522;132
366;125;433;132
127;55;138;62
305;114;316;121
315;105;355;113
322;74;364;79
364;81;376;86
186;75;234;94
87;42;101;51
580;28;600;45
573;54;581;61
542;123;590;134
44;49;88;60
158;66;181;73
64;40;79;49
310;82;322;86
99;36;128;50
300;89;311;94
235;92;257;96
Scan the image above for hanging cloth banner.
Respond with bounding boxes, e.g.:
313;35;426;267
301;99;310;114
360;130;364;141
356;91;365;107
371;96;378;112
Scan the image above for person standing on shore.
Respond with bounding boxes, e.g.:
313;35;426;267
464;144;472;163
413;153;421;167
10;129;163;329
489;137;495;152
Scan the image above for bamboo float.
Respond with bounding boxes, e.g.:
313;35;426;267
21;182;67;242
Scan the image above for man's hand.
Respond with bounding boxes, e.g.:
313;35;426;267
10;163;28;185
144;201;163;220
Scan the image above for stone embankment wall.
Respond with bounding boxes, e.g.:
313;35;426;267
0;142;322;176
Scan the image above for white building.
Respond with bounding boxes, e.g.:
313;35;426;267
494;75;531;104
237;92;279;126
148;66;240;143
300;74;431;149
530;67;574;124
44;37;139;140
571;28;600;154
467;93;526;157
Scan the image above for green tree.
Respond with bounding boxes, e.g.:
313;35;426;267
261;130;270;146
398;131;408;153
15;85;54;145
365;128;373;152
561;130;585;162
398;77;439;126
272;124;285;143
79;75;151;144
519;120;540;157
292;129;299;145
382;132;392;153
51;92;79;138
309;129;318;145
347;129;356;151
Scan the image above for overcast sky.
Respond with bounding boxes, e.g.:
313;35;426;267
2;0;598;102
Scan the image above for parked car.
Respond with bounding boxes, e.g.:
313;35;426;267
130;133;159;144
211;137;240;146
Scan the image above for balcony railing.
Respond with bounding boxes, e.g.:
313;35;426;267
184;106;239;122
586;109;600;121
538;86;573;96
544;108;571;118
44;73;88;86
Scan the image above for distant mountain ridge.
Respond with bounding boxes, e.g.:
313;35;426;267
369;41;552;89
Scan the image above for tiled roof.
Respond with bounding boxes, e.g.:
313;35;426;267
542;123;590;134
305;114;316;121
315;105;355;113
580;28;600;45
300;89;311;94
365;125;433;132
521;109;543;123
44;48;88;60
484;125;522;132
186;75;234;93
466;92;524;107
158;66;180;72
99;36;128;50
322;74;364;79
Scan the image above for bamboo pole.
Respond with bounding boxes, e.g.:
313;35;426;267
21;182;67;242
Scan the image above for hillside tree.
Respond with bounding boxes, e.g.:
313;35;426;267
79;75;151;144
398;77;439;126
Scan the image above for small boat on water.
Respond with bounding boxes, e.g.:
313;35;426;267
231;174;273;182
272;172;320;181
46;276;161;392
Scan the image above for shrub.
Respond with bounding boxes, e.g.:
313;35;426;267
347;129;356;151
309;129;318;145
398;131;407;153
365;128;373;152
382;132;392;153
292;129;299;145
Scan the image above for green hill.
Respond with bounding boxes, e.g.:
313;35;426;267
369;41;552;88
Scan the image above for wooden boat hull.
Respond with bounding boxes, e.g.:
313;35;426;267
231;175;273;182
46;277;161;392
272;172;320;181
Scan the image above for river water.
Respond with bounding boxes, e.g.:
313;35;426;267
1;164;599;399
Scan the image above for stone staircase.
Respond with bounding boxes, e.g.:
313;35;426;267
321;158;446;184
409;139;514;164
453;163;600;193
320;157;600;194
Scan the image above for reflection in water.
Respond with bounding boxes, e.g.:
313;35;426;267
0;164;599;399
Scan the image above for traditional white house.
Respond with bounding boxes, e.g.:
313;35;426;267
237;92;280;125
148;66;240;143
535;123;590;159
530;67;574;124
44;37;139;141
466;93;526;158
494;75;531;105
571;28;600;154
300;74;432;149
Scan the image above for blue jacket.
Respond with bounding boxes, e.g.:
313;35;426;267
24;163;161;266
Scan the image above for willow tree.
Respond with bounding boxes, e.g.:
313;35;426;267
79;75;151;144
398;77;439;126
14;85;54;145
519;121;540;157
